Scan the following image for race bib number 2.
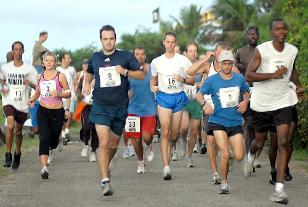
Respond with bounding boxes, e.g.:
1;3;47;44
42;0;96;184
99;66;121;88
40;80;56;98
219;87;240;108
125;116;140;133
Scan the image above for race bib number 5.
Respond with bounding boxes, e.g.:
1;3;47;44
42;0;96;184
99;66;121;88
40;80;56;98
219;87;240;108
125;116;140;133
9;85;25;102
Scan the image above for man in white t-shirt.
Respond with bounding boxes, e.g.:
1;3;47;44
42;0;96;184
56;52;76;144
244;18;304;204
150;32;194;180
1;41;37;169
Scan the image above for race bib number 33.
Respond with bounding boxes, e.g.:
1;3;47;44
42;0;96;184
99;66;121;88
125;116;141;133
219;87;240;108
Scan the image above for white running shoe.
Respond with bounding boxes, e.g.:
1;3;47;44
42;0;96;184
89;151;96;162
146;144;154;162
270;190;288;204
128;145;135;157
40;166;49;179
137;161;145;174
47;149;55;165
81;145;89;157
122;147;129;159
171;147;178;161
243;157;254;178
163;166;172;180
57;138;63;152
193;144;198;153
186;157;194;168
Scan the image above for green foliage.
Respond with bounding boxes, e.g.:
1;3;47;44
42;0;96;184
117;31;164;62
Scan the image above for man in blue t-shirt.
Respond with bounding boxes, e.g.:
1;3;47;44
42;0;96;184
83;25;144;196
196;50;250;194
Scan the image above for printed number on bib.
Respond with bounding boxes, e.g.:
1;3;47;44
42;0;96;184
219;87;240;108
125;116;140;133
40;80;56;98
268;59;286;73
165;75;179;91
9;85;25;102
184;85;197;100
99;66;121;88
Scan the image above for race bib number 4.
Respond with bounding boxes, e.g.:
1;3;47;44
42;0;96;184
125;116;140;133
40;80;56;98
99;66;121;88
219;87;240;108
9;85;25;102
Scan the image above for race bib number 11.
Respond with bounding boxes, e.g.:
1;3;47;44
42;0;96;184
9;85;25;102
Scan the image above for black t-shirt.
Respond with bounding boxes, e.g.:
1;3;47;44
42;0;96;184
87;49;141;107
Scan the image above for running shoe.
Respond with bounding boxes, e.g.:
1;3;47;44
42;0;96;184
47;149;55;165
3;152;12;168
89;151;96;162
243;157;254;178
40;166;49;179
81;145;89;157
200;144;207;154
137;162;145;174
12;152;21;170
212;172;221;185
101;180;113;196
270;190;288;204
128;145;135;157
285;167;293;181
186;157;194;168
253;157;261;168
218;181;230;194
171;147;178;161
122;147;129;159
163;166;172;180
146;144;154;162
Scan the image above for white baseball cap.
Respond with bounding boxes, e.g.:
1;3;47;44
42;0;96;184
219;50;235;62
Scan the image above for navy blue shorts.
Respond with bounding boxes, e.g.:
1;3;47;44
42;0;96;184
207;122;243;137
90;102;128;136
156;91;188;113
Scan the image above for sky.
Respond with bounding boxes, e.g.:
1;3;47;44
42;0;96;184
0;0;214;64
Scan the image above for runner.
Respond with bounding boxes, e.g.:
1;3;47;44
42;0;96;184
76;60;99;162
28;51;70;179
1;41;37;169
187;42;240;184
181;41;202;167
57;52;76;145
150;32;194;180
244;18;304;204
83;25;144;196
235;26;262;169
124;47;156;174
196;50;249;194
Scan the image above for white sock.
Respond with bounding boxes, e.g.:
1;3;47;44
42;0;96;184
275;183;284;192
138;160;144;166
65;128;70;134
247;152;255;163
61;131;65;138
101;178;109;183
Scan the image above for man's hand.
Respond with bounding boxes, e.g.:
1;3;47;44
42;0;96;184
203;103;214;115
151;85;159;93
174;74;184;83
115;65;127;76
65;111;71;119
237;99;249;113
83;83;91;95
272;66;288;79
296;86;305;100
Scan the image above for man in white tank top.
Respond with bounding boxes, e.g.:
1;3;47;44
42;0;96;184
244;18;304;204
187;42;240;185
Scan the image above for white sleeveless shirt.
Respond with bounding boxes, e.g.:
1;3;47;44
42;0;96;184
251;41;298;112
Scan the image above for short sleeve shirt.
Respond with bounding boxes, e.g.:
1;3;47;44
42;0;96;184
87;50;141;107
